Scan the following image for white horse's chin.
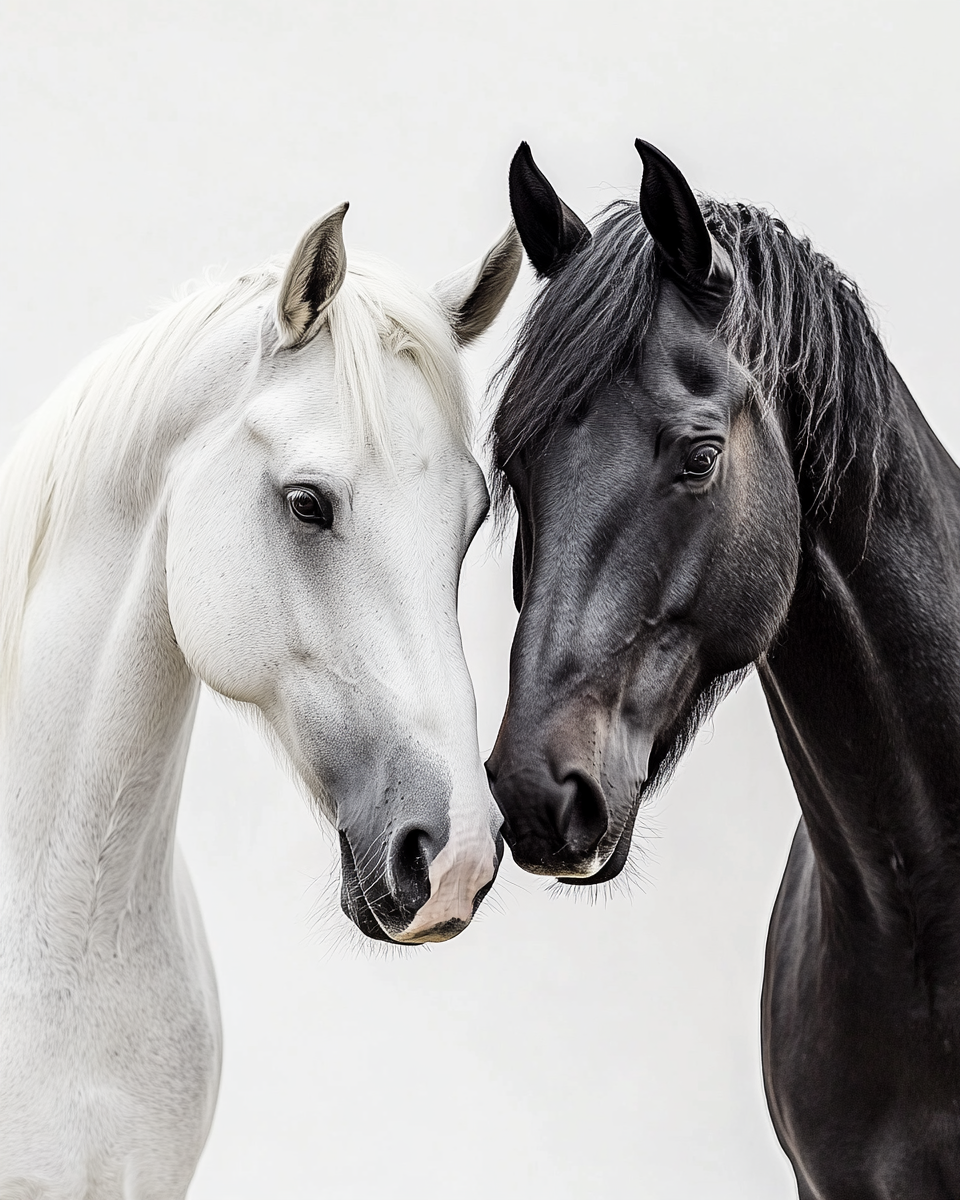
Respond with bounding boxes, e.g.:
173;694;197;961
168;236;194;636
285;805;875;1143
393;918;469;945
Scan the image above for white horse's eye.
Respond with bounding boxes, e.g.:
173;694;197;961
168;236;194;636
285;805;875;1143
286;487;334;529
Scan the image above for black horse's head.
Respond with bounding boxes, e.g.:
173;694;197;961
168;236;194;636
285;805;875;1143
486;140;806;882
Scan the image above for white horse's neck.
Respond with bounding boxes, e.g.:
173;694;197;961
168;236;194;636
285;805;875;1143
0;462;223;1196
0;488;197;968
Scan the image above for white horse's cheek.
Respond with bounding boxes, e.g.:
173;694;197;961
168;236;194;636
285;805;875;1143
165;516;277;706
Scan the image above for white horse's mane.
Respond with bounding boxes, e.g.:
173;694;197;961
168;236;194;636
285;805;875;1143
0;253;469;704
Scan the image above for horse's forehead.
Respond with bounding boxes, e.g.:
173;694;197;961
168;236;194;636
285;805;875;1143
252;329;340;415
644;282;724;359
235;359;474;505
631;286;736;410
244;340;453;442
244;360;341;437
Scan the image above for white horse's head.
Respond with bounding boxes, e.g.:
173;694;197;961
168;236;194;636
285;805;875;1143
164;206;521;943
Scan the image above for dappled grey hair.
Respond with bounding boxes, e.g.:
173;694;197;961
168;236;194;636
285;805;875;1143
491;196;893;522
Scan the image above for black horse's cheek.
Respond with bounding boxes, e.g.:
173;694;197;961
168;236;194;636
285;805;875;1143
701;411;801;666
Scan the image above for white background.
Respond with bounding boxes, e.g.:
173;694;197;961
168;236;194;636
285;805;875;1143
1;2;958;1196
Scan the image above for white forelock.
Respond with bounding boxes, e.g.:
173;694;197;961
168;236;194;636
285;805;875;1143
0;253;468;707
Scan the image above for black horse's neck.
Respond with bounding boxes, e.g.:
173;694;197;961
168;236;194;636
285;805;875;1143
760;369;960;975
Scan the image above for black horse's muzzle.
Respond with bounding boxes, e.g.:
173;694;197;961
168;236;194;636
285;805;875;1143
486;705;650;883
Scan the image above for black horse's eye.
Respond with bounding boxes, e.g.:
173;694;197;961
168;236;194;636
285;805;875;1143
682;445;720;479
286;487;334;528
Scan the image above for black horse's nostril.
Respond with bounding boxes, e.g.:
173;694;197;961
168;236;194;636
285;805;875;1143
557;769;608;860
489;759;610;875
388;826;433;913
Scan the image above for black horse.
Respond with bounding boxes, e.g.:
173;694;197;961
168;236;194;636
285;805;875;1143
487;139;960;1198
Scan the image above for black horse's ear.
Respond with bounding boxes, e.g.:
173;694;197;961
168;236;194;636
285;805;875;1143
509;142;590;278
635;139;715;283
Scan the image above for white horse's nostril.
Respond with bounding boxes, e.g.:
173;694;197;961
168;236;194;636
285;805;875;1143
387;825;433;912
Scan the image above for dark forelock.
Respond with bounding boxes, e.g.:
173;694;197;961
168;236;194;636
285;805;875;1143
490;196;892;523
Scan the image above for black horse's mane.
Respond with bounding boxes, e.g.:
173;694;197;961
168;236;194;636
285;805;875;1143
491;197;893;521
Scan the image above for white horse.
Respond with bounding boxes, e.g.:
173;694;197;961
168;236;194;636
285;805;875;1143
0;202;521;1199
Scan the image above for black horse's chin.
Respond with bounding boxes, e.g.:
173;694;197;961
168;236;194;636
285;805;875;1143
557;799;640;886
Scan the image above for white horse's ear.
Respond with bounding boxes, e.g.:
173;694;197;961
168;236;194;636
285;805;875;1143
275;202;349;350
432;224;523;346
